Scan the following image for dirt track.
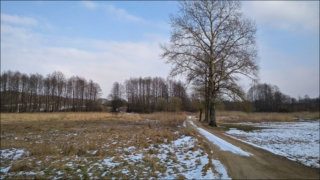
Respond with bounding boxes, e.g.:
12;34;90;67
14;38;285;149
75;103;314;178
188;117;320;179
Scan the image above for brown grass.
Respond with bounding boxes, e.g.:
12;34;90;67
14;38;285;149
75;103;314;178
30;143;58;156
0;112;189;179
0;112;141;124
209;111;319;123
176;174;187;179
9;161;33;172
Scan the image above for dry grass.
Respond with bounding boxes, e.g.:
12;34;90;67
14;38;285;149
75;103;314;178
0;112;188;179
9;161;33;172
211;111;319;123
0;112;142;124
30;143;58;156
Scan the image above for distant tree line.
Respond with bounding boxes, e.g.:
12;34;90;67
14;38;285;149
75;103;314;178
246;83;319;112
0;70;102;112
191;82;319;116
108;77;195;113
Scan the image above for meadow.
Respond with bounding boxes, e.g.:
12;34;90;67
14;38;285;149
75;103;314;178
0;111;318;179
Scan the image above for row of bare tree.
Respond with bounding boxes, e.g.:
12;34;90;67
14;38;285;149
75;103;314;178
108;77;194;113
0;70;102;112
247;83;319;112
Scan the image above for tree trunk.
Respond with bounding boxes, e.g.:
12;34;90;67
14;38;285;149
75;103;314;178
208;92;217;126
204;98;209;122
208;103;216;126
199;108;202;121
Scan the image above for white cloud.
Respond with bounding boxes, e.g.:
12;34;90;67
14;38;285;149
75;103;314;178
243;1;319;32
80;1;145;22
103;4;145;22
81;1;97;9
1;13;38;26
260;68;319;99
1;24;170;97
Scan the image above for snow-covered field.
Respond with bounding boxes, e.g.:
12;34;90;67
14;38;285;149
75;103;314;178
0;135;229;179
225;120;320;168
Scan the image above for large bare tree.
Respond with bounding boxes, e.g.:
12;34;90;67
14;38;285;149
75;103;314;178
161;0;259;126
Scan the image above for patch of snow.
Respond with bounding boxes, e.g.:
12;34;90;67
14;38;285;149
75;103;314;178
158;136;225;179
65;162;73;167
1;149;25;160
172;136;192;147
188;121;198;127
123;146;136;151
211;158;230;179
183;121;186;127
0;166;10;173
56;171;64;175
225;121;320;168
197;128;252;156
102;157;120;168
92;150;98;155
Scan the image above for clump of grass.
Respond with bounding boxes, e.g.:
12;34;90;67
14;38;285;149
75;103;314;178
173;167;180;173
9;161;33;172
62;144;78;156
172;157;179;164
176;174;186;179
34;173;45;180
148;148;159;155
87;141;97;151
30;143;58;156
195;158;201;166
150;160;158;172
143;153;150;163
113;155;121;162
77;148;88;157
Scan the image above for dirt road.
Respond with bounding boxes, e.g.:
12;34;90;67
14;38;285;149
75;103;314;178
187;117;319;179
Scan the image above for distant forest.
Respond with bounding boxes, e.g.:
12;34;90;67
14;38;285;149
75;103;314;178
0;70;319;113
109;77;319;113
0;70;102;112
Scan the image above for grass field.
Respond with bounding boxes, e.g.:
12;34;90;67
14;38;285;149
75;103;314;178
1;111;318;179
1;112;220;179
213;111;319;123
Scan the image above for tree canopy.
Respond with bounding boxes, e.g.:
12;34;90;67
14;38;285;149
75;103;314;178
161;0;259;126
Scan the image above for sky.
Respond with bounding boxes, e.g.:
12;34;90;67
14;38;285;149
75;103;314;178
1;1;319;99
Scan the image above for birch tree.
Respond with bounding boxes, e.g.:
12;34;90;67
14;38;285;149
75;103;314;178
161;0;259;126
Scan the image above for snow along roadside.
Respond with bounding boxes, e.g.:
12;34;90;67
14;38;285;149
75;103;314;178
187;121;252;157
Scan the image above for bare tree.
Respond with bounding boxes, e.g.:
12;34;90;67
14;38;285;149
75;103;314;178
161;0;258;126
109;82;125;112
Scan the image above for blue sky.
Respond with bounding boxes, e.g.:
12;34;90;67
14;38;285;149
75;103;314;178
1;1;319;98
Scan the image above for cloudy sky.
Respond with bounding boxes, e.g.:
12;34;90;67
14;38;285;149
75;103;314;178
1;1;319;98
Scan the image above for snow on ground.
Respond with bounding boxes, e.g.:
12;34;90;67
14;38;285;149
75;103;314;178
0;148;25;160
188;121;198;127
225;121;320;168
187;121;252;157
70;135;229;179
197;128;252;157
0;135;230;179
159;136;229;179
0;148;26;175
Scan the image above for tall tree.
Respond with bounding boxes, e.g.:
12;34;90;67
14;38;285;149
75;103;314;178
161;0;258;126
